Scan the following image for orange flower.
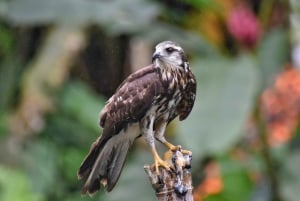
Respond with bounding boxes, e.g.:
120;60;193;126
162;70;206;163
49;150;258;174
193;161;223;201
261;67;300;146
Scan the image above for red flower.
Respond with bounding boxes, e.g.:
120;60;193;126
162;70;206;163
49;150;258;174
227;7;261;49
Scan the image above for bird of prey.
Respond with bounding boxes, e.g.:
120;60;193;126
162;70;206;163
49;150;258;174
77;41;196;195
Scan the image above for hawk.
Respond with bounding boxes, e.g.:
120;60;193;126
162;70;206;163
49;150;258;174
77;41;196;195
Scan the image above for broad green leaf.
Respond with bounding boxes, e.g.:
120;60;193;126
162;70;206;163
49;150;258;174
258;28;289;88
178;55;259;159
3;0;160;34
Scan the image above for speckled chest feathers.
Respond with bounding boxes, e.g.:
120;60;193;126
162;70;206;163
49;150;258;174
148;61;196;129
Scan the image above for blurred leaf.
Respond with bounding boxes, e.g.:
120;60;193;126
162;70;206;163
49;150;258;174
205;156;253;201
42;114;97;147
23;140;58;196
290;0;300;10
59;147;86;183
186;0;214;8
0;112;7;138
258;28;289;88
280;150;300;201
179;54;259;159
219;158;253;201
142;22;219;58
0;23;14;55
3;0;160;34
0;165;43;201
61;81;106;133
0;58;22;110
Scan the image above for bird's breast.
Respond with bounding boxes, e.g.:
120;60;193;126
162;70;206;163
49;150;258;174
153;88;182;121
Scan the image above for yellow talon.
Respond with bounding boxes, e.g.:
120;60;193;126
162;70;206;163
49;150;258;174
165;143;192;155
151;147;171;174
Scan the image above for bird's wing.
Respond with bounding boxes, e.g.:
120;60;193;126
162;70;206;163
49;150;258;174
99;65;164;141
78;65;164;179
178;71;197;121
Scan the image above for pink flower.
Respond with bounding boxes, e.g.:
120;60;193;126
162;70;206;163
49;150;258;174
227;7;261;49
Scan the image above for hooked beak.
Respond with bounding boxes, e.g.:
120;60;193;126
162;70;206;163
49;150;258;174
152;53;161;63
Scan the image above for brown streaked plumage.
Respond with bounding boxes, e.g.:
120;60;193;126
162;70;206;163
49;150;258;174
77;41;196;195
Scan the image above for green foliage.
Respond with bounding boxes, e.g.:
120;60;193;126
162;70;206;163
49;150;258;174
206;156;254;201
185;0;214;9
0;166;43;201
23;140;58;196
179;54;259;158
218;157;253;201
0;23;14;55
0;113;8;138
18;80;107;201
290;0;300;11
258;28;289;88
280;150;300;201
61;81;106;134
142;23;219;57
3;0;160;34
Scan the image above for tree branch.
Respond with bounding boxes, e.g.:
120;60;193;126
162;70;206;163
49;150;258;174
144;149;194;201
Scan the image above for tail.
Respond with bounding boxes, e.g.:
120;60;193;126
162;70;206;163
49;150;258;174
77;133;134;195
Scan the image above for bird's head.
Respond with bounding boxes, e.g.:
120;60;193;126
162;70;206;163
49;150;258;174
152;41;188;71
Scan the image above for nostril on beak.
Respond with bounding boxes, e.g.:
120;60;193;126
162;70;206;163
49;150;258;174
152;53;161;62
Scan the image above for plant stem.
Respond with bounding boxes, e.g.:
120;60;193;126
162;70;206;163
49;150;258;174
255;104;282;201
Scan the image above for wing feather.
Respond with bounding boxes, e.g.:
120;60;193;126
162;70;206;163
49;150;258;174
78;65;164;179
100;65;164;140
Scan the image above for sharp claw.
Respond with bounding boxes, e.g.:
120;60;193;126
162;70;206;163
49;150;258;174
170;145;181;152
169;145;192;156
181;149;192;155
155;163;160;175
151;147;171;175
152;157;171;175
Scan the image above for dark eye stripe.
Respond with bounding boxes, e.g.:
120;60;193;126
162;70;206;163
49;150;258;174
166;47;175;53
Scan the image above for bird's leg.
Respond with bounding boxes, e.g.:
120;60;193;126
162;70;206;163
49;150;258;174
142;116;170;174
151;146;171;174
159;138;192;155
154;119;192;155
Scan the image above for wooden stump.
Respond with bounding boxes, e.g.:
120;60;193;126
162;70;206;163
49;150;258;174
144;149;193;201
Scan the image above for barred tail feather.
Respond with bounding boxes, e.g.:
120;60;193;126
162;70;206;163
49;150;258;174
79;133;134;195
77;137;106;180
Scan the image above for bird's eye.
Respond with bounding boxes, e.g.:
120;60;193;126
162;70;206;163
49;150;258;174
166;47;175;53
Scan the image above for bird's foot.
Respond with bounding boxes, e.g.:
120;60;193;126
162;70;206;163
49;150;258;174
169;145;192;155
152;155;171;175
